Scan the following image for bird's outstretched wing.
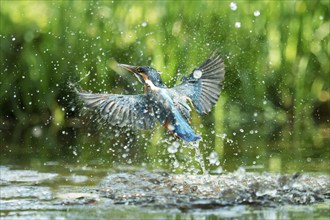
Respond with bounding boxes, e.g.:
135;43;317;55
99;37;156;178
77;91;155;129
169;50;225;115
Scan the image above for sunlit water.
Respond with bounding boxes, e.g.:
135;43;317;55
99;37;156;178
0;164;329;219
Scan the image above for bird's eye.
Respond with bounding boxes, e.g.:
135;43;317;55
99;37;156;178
136;67;142;73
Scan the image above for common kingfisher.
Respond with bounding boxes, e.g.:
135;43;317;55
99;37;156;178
77;50;225;142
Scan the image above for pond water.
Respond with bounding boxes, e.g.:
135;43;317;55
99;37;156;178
1;122;330;219
0;156;329;219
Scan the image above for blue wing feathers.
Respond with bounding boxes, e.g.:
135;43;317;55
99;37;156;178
171;50;225;115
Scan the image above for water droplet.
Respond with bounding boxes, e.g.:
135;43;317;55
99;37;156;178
168;141;180;154
193;69;202;79
254;10;260;17
32;126;42;138
207;151;220;165
168;146;177;154
141;21;147;27
173;160;179;168
230;2;237;11
235;22;241;28
217;133;227;139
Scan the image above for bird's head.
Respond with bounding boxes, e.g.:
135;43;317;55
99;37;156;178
118;64;164;88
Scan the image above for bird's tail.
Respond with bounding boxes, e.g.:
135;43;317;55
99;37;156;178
171;111;201;142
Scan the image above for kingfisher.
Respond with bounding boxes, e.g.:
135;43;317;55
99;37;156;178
77;50;225;142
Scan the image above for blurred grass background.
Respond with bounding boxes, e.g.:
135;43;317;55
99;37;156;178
0;1;329;173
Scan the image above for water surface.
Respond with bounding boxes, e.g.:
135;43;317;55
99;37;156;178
1;164;329;220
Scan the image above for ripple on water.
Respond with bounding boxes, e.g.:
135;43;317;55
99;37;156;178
98;169;330;209
1;166;329;219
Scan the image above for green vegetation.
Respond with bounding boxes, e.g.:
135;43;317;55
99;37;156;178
0;1;329;173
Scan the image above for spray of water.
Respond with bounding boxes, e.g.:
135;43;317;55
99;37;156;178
182;140;207;174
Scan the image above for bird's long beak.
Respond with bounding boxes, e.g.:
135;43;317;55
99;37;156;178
118;63;145;84
117;63;137;74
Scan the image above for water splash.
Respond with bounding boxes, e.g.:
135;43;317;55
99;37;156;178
186;141;207;174
1;165;329;219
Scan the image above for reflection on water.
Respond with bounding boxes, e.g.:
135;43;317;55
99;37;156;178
1;123;329;174
0;165;329;219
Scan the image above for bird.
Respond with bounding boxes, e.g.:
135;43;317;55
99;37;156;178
76;50;225;142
